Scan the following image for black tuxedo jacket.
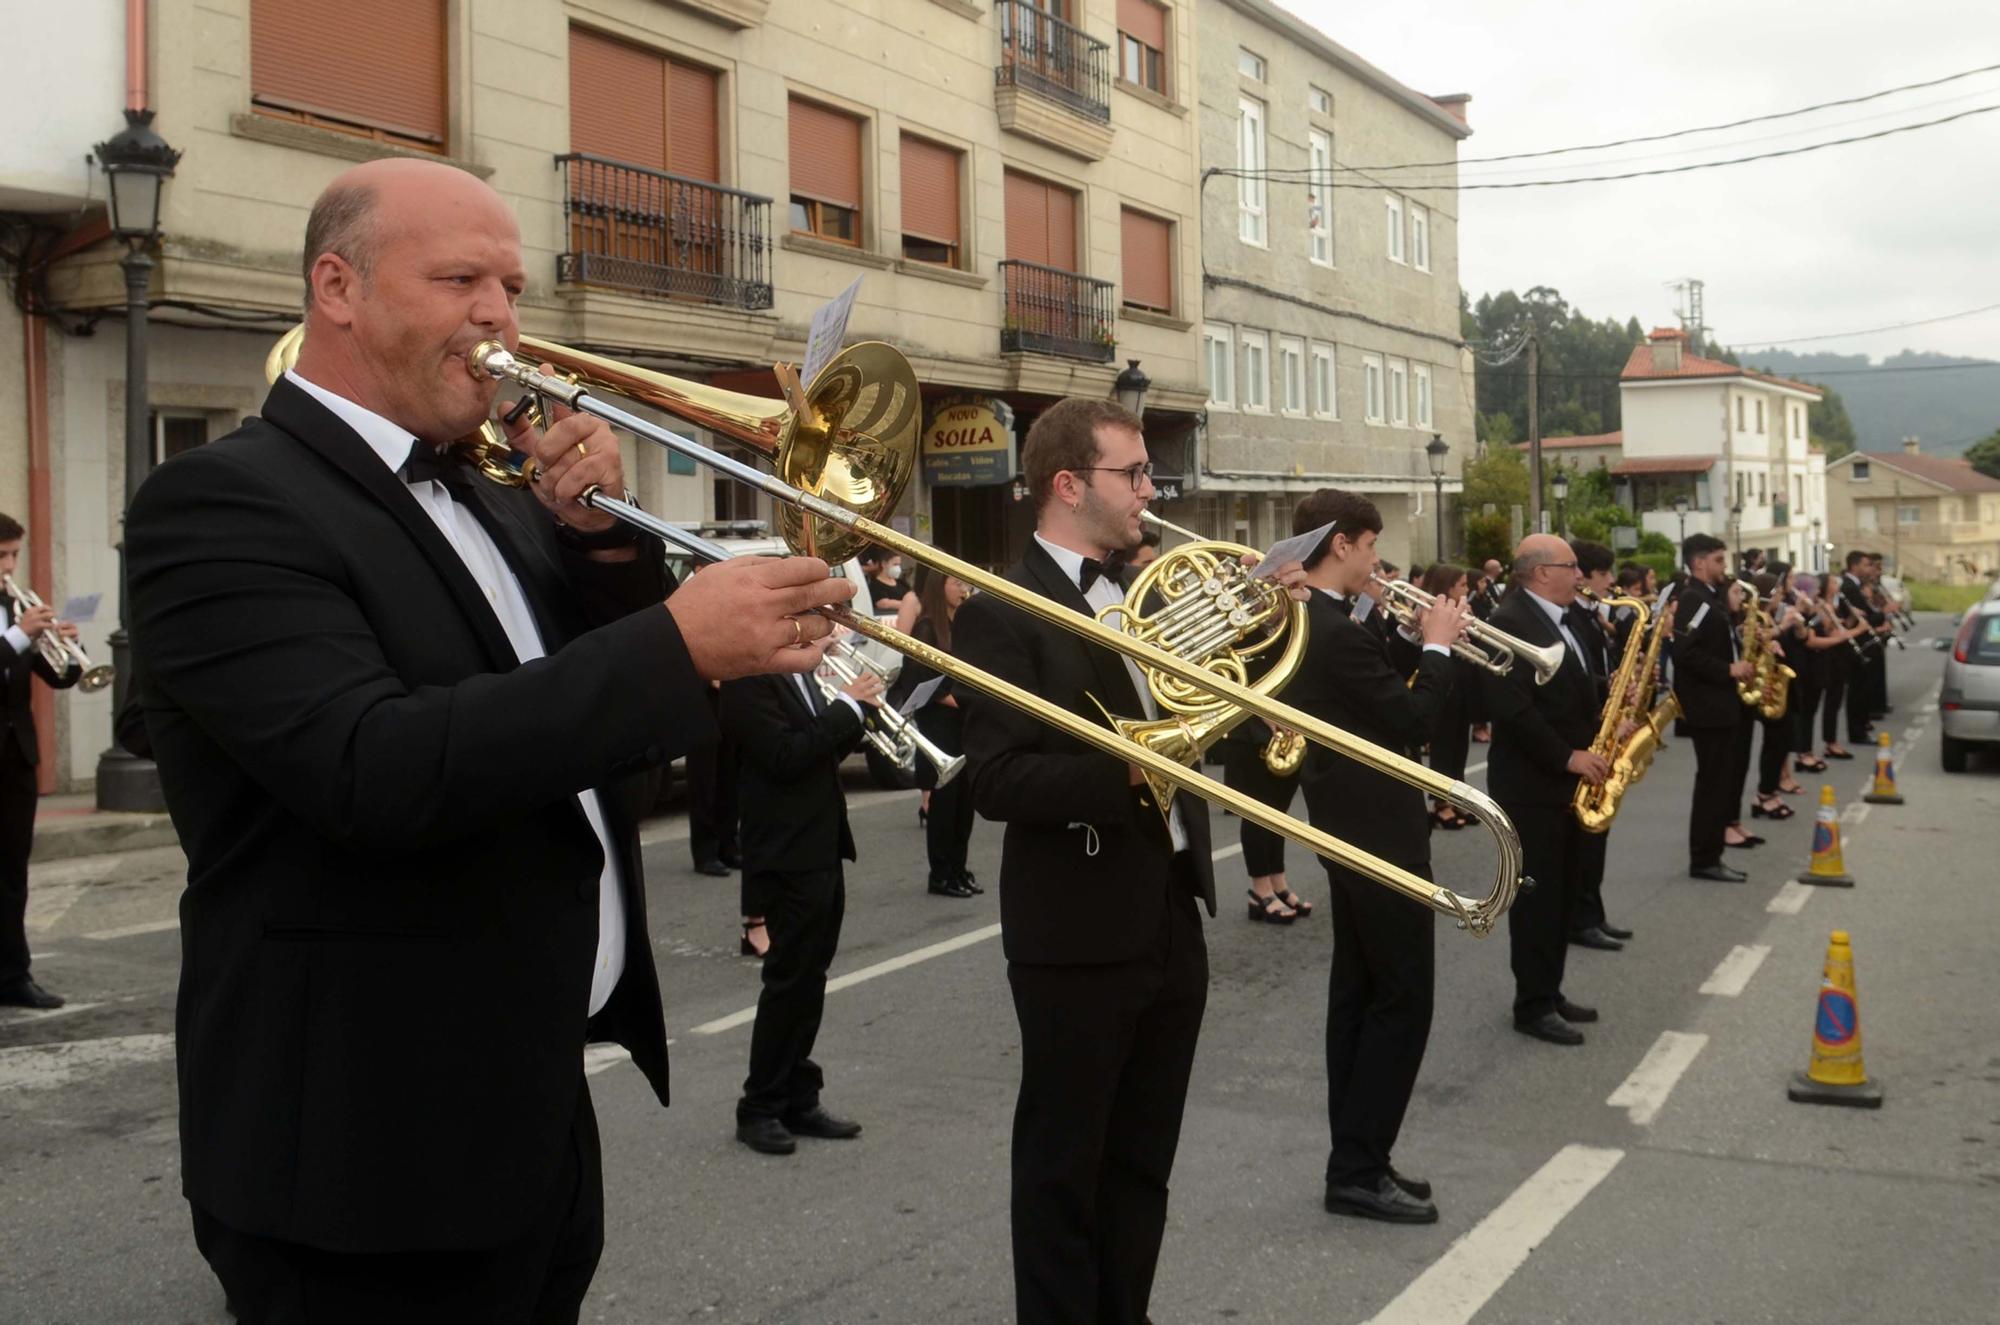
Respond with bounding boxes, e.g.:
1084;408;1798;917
721;672;864;874
1290;592;1453;868
954;539;1215;966
126;377;712;1254
1839;573;1885;627
1;600;80;765
1671;579;1741;729
1480;592;1601;807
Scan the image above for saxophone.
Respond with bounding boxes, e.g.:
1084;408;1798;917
1571;596;1651;833
1733;582;1796;720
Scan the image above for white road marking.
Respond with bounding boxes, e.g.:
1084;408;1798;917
1903;726;1923;743
584;1044;631;1076
80;918;180;942
1841;802;1870;825
1365;1144;1625;1325
690;922;1005;1035
1212;842;1244;862
1767;880;1813;914
23;881;87;935
641;788;921;848
1466;760;1488;776
1606;1030;1708;1126
0;1000;104;1026
1699;944;1771;997
0;1033;174;1092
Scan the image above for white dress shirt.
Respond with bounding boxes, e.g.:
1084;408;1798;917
1523;588;1587;666
3;602;32;659
1033;534;1188;852
287;370;627;1017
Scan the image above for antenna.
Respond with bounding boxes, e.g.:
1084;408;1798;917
1666;277;1706;349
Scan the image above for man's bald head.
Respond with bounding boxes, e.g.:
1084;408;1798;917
301;159;511;312
1510;533;1582;605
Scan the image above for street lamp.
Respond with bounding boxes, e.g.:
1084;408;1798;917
1425;432;1449;560
1551;466;1570;538
1113;359;1151;417
1810;517;1823;573
1673;493;1690;547
1729;499;1744;570
92;109;181;812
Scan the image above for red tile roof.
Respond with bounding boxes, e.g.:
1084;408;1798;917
1513;431;1623;451
1847;451;2000;493
1611;455;1717;476
1621;332;1823;396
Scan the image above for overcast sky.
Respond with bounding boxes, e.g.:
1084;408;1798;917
1276;0;2000;364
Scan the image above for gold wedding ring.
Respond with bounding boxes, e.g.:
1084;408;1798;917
574;441;588;458
790;616;805;648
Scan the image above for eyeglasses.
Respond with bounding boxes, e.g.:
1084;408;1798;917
1073;461;1154;492
1537;560;1580;573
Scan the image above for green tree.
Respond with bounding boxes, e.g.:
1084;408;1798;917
1803;383;1858;460
1963;430;2000;479
1463;512;1512;568
1478;411;1518;446
1461;446;1529;512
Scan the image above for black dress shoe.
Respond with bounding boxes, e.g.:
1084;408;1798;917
1325;1174;1438;1224
784;1105;862;1139
956;869;984;896
1599;922;1633;940
1513;1012;1584;1046
0;977;64;1010
719;848;743;869
736;1117;796;1155
1569;927;1625;952
1689;863;1748;882
1557;999;1599;1023
693;858;732;877
1388;1166;1432;1200
928;874;974;898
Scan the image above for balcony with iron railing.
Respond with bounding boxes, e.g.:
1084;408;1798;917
995;0;1112;126
1000;260;1115;362
556;153;773;310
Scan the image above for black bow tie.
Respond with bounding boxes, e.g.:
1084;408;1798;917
403;440;470;496
1324;593;1353;618
1078;552;1127;593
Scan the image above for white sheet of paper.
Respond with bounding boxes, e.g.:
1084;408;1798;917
60;593;100;624
1253;522;1333;580
801;276;864;386
898;675;945;717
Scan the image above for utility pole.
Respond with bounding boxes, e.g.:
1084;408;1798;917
1526;332;1543;532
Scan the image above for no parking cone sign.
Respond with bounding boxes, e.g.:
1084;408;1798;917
1864;731;1904;805
1788;930;1884;1108
1797;785;1855;887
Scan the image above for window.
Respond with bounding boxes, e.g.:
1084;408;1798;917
1409;203;1430;271
1278;336;1306;415
900;135;962;266
1240;330;1270;412
1003;170;1078;270
1794;475;1804;507
1857;503;1879;532
1385;194;1405;263
150;411;209;467
1307;129;1333;266
1735;397;1746;431
1756;472;1766;503
789;98;864;244
1852;460;1871;481
1792;405;1803;439
1756;399;1766;433
1388;358;1409;426
1117;0;1167;94
1363;353;1385;423
569;28;720;181
1414;363;1433;428
1120;208;1173;313
1310;343;1336;419
1204;323;1234;410
1238;48;1266;80
252;0;447;150
1237;97;1267;246
1308;85;1332;115
1899;504;1921;526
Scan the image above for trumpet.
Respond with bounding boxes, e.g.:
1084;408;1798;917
1367;574;1565;684
2;574;114;692
818;640;966;786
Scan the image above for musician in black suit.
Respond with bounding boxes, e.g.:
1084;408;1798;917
1837;551;1885;742
956;397;1297;1324
1566;541;1630;952
1481;534;1609;1047
1283;489;1463;1223
125;159;854;1322
721;658;880;1155
0;516;82;1010
1673;534;1758;884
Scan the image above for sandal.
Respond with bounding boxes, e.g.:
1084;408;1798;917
1432;805;1466;831
1777;779;1804;796
1273;887;1314;918
1750;798;1796;820
1246;889;1297;925
1794;757;1828;773
1824;746;1854;760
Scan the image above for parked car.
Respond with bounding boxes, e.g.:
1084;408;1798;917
1941;597;2000;772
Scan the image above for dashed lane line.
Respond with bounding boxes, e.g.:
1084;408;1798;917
80;919;181;942
1605;1030;1708;1126
1698;944;1771;997
1767;880;1813;914
0;1032;175;1093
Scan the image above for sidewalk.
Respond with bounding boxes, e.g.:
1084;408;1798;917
30;793;179;865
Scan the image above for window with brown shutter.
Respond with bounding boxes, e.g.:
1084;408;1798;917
900;136;962;267
567;28;719;183
251;0;448;150
789;98;865;245
1004;170;1077;271
1116;0;1168;94
1120;208;1172;313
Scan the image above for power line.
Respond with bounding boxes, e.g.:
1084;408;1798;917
1730;300;2000;348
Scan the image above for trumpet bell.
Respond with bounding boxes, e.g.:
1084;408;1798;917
1522;637;1567;685
78;665;116;694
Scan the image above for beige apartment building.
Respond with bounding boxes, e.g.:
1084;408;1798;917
1825;443;2000;585
3;0;1213;790
1187;0;1474;563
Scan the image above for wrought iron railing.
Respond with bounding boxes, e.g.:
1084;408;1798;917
995;0;1111;124
999;259;1115;362
556;153;773;310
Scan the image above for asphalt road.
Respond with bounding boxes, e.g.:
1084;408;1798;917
4;613;1996;1324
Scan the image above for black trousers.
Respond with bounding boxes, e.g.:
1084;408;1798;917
1821;653;1849;745
192;1075;603;1325
0;745;37;987
1220;741;1294;878
1498;801;1579;1021
1007;870;1207;1325
1846;653;1875;741
1568;826;1610;936
921;711;975;880
1428;675;1472;783
1791;670;1822;754
1755;712;1791;796
1686;715;1752;867
686;720;739;868
739;866;845;1121
1869;648;1889;714
1322;860;1435;1186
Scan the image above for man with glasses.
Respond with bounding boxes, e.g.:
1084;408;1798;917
1480;534;1610;1046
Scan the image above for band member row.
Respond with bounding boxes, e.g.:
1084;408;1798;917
1674;534;1756;884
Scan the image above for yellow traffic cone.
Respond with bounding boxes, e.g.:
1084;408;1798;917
1797;785;1855;887
1788;930;1884;1108
1863;731;1904;805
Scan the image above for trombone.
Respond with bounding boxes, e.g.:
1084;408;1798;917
1369;574;1565;684
2;573;114;692
818;637;966;786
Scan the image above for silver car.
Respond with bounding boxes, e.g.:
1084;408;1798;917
1942;595;2000;771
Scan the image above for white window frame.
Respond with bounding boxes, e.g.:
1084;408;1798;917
1388;357;1409;427
1240;329;1270;413
1409;202;1429;272
1203;323;1234;411
1310;342;1337;419
1857;503;1879;532
1277;335;1306;416
1413;363;1432;429
1238;48;1266;81
1736;396;1746;431
1898;503;1920;526
1756;399;1766;434
1363;353;1385;424
1792;405;1804;439
1307;129;1333;267
1385;194;1405;264
1237;97;1267;247
1308;85;1331;114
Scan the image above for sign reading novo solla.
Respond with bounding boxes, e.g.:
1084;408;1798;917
922;396;1017;487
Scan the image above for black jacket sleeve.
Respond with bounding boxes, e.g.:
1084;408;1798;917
1672;587;1734;688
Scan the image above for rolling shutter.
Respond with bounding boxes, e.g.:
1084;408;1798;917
1117;0;1166;50
789;99;862;207
568;28;666;168
1004;170;1077;271
251;0;447;146
900;136;961;246
1120;208;1172;311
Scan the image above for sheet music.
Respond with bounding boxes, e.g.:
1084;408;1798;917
1253;522;1333;580
60;594;100;624
898;675;945;717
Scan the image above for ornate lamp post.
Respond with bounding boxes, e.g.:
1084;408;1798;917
1113;359;1151;417
1674;494;1691;547
1551;466;1570;539
1425;432;1449;560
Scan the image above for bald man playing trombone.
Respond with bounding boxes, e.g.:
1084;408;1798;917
126;158;852;1323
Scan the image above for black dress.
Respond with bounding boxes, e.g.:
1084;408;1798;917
885;616;974;884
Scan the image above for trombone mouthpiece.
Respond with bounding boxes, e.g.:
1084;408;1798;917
468;340;518;382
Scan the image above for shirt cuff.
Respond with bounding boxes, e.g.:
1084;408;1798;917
1422;643;1451;657
3;625;30;655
